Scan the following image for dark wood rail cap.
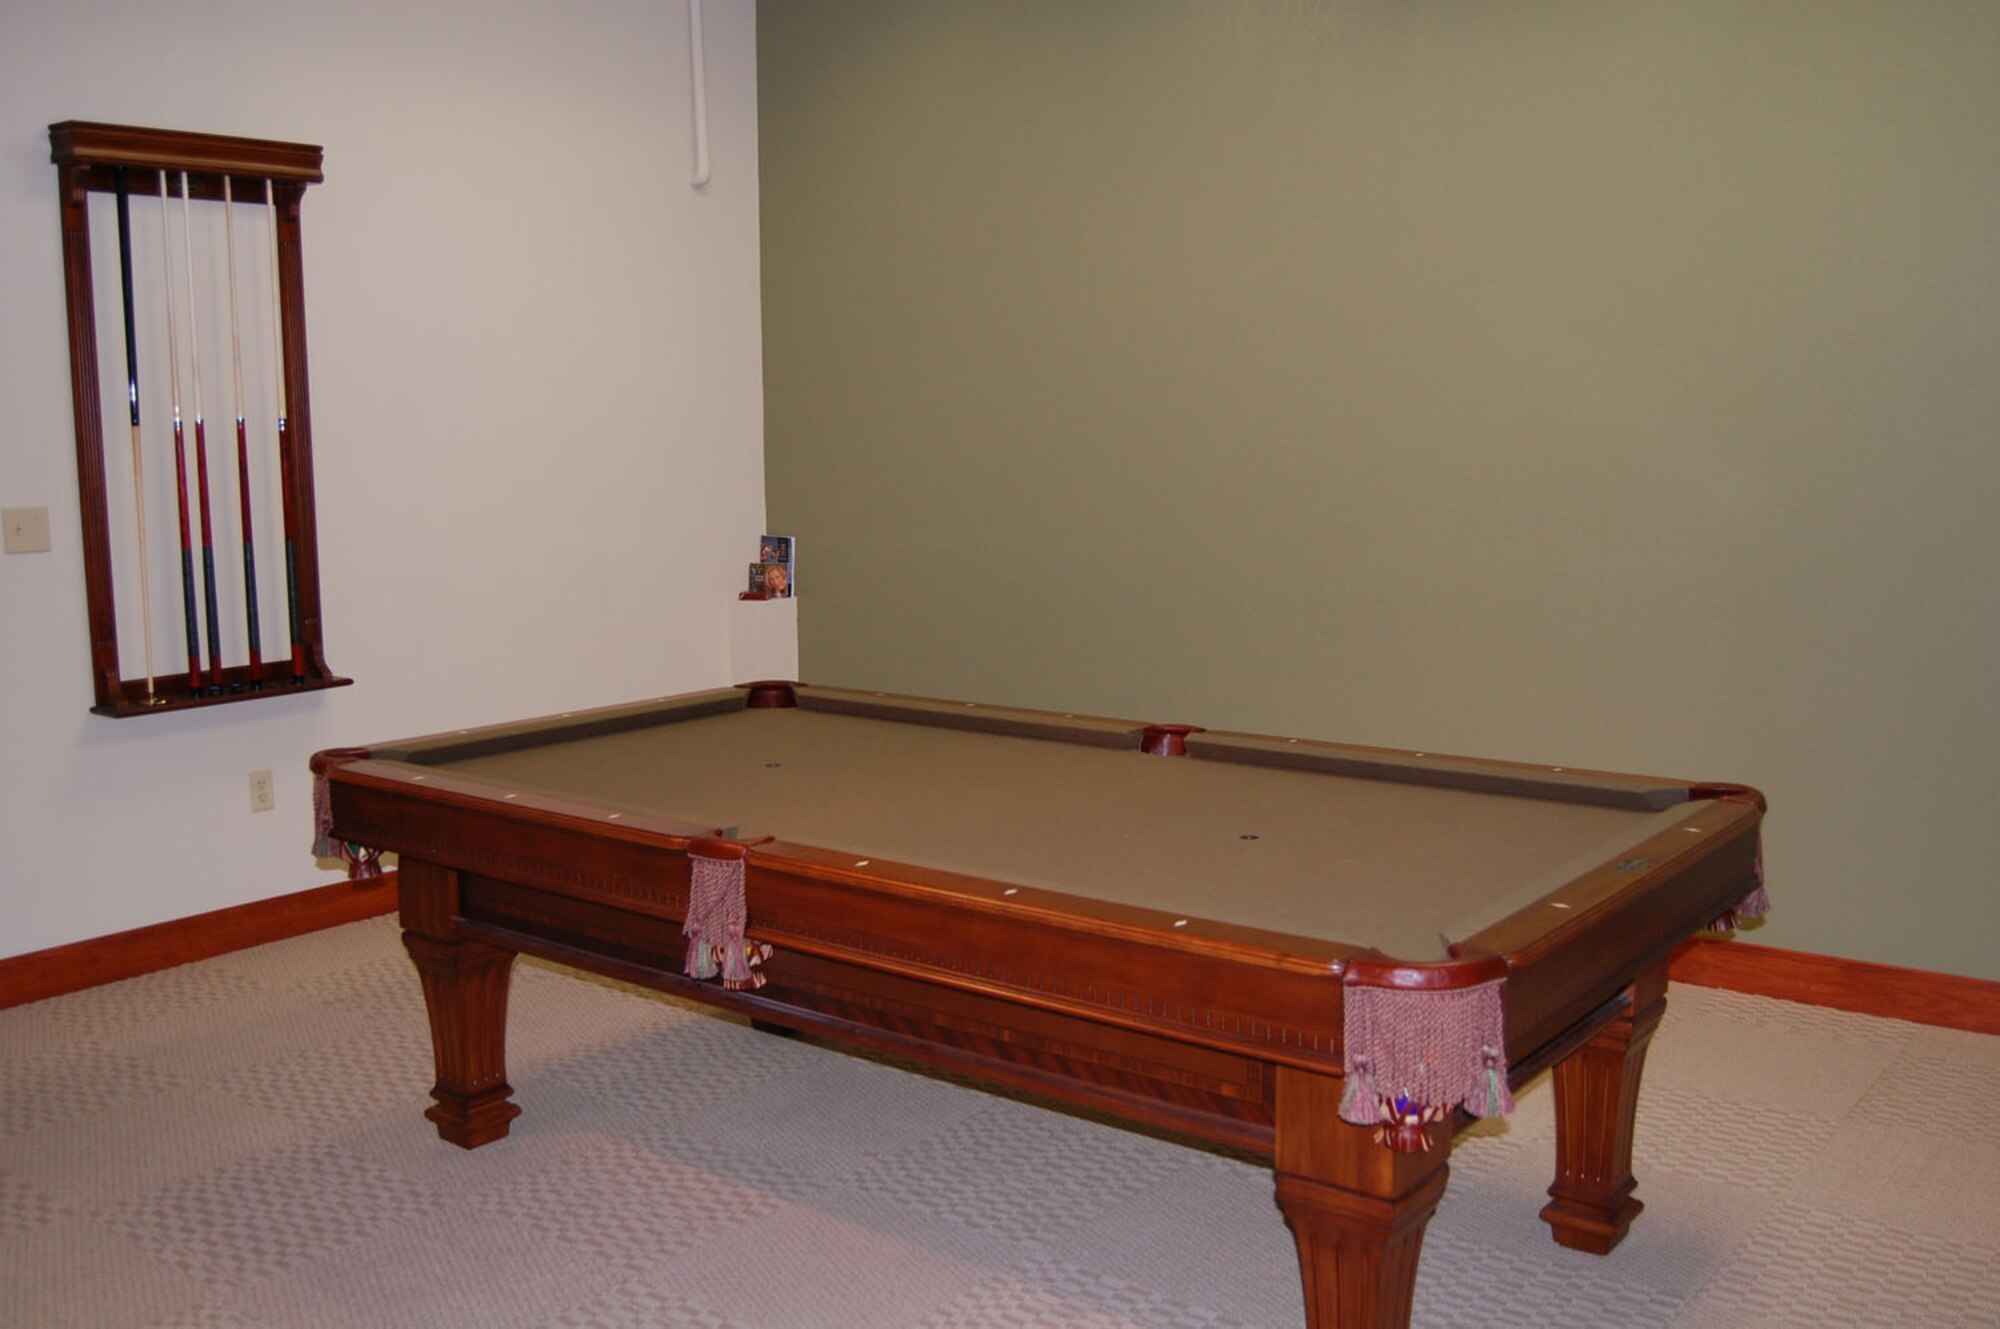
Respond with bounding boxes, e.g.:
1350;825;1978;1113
739;680;801;708
1688;781;1768;814
687;834;774;860
1343;946;1511;991
1140;723;1204;757
308;746;373;776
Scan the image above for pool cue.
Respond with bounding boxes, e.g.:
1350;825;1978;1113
179;172;226;691
112;169;159;703
222;177;263;686
157;170;204;693
266;179;304;682
689;0;712;189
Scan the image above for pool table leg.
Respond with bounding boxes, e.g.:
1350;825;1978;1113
399;859;522;1149
1273;1065;1451;1329
1540;960;1669;1254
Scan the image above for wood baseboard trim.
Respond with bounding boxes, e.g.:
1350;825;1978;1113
5;883;1992;1038
0;872;400;1010
1670;937;2000;1036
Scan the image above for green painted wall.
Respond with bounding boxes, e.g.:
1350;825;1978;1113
758;1;2000;980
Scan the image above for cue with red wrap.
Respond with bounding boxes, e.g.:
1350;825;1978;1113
179;171;225;691
157;170;204;692
265;180;304;682
222;177;263;686
112;168;160;702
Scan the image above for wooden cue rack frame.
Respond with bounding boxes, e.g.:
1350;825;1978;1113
49;120;351;718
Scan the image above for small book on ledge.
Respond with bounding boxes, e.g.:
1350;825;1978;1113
741;534;794;599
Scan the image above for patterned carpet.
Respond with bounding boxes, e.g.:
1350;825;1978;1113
4;915;1998;1327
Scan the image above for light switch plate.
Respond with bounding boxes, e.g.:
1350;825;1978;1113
3;507;52;554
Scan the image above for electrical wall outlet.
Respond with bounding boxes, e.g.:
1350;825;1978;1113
249;769;276;813
3;506;52;554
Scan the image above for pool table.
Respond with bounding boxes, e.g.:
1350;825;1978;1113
310;681;1766;1329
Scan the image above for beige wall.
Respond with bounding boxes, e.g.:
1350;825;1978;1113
0;0;765;957
760;2;2000;978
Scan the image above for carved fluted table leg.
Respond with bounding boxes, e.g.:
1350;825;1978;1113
403;930;521;1147
1540;961;1669;1254
398;859;521;1149
1274;1066;1452;1329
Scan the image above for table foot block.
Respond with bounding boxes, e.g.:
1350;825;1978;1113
1540;1189;1643;1255
425;1084;521;1149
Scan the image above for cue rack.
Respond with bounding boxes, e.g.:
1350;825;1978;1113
49;121;351;717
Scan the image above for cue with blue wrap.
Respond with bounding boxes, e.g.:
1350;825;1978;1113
223;176;264;686
112;168;160;702
157;170;204;692
178;171;225;691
